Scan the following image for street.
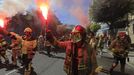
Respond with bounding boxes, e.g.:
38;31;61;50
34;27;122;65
0;49;134;75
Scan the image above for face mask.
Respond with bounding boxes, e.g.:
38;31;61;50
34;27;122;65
25;32;31;37
71;32;82;43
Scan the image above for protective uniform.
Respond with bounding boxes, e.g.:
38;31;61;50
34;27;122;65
109;32;130;73
10;32;21;67
45;29;53;57
8;27;37;75
51;25;95;75
0;34;9;64
37;35;44;51
88;32;98;75
97;35;104;55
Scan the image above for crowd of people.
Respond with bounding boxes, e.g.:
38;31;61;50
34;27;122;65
0;24;132;75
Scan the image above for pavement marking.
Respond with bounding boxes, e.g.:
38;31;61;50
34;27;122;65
5;69;17;75
127;62;134;69
5;66;23;75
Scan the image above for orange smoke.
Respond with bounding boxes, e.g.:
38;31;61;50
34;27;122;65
35;0;49;7
70;7;89;26
69;0;89;26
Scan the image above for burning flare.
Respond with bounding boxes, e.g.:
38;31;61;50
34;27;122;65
39;4;48;20
35;0;49;20
0;19;4;28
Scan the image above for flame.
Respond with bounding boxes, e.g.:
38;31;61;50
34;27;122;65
39;4;48;20
0;19;4;28
35;0;49;20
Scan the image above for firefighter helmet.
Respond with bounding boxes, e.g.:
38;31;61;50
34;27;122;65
24;27;32;33
71;25;86;43
46;29;51;33
72;25;86;34
118;32;126;37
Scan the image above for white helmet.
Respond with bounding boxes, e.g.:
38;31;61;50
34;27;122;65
24;27;32;33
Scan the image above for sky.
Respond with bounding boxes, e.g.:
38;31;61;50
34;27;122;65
0;0;91;26
49;0;91;26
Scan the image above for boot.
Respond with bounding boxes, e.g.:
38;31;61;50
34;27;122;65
0;60;2;64
109;68;113;74
120;64;125;73
24;69;31;75
24;63;32;75
109;65;116;74
4;59;9;64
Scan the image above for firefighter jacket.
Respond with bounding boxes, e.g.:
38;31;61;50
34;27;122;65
9;32;37;59
109;38;129;57
10;36;21;50
55;41;93;74
0;39;8;51
89;37;98;75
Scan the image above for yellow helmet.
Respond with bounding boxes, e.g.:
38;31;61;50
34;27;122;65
24;27;32;33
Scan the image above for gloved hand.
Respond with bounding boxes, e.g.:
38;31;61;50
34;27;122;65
0;27;3;31
46;30;55;43
0;27;9;34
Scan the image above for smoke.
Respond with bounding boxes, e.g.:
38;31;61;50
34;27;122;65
0;0;90;27
50;0;63;9
69;7;89;27
49;0;89;27
69;0;89;27
0;0;33;18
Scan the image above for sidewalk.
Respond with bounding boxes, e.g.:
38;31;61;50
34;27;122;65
127;51;134;68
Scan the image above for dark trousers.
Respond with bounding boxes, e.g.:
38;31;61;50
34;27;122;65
46;46;51;55
22;54;32;70
112;55;126;72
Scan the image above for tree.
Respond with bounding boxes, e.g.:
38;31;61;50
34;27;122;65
89;0;134;29
87;23;101;33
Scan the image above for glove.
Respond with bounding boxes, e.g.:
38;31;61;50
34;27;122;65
46;31;54;43
0;27;9;35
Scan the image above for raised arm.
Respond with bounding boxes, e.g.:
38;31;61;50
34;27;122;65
46;30;69;49
0;27;22;40
0;27;9;35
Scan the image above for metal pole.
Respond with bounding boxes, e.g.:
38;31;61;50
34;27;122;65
44;19;47;47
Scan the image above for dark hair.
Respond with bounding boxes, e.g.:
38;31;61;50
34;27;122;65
89;31;94;36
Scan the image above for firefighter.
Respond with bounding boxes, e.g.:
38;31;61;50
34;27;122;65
47;25;96;75
88;32;98;75
109;32;130;73
9;32;21;67
44;29;52;57
37;35;44;52
0;27;37;75
21;27;37;75
97;34;105;56
0;34;9;64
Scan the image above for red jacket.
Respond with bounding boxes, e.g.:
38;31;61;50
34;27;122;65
56;41;92;74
